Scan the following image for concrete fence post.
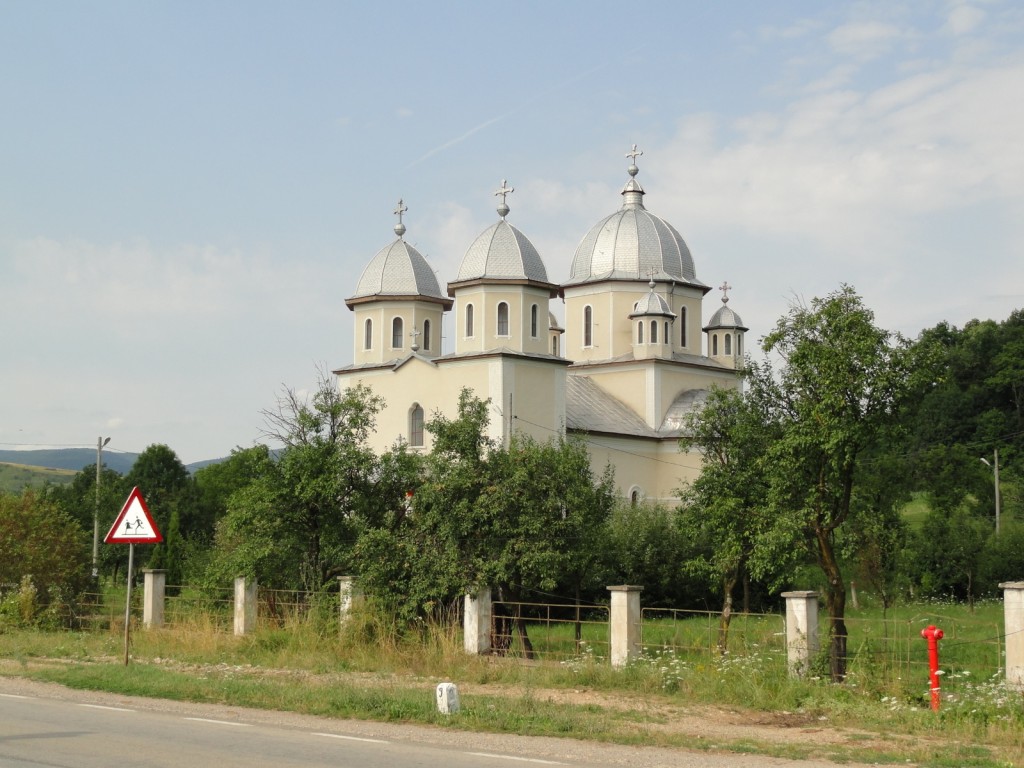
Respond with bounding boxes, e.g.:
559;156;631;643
1000;581;1024;690
142;569;166;629
782;591;819;677
337;576;362;626
607;585;643;668
234;576;257;636
464;587;492;655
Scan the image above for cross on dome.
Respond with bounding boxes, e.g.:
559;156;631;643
494;179;514;219
719;281;732;304
626;144;643;177
394;199;408;238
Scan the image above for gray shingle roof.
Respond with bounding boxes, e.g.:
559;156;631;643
456;219;549;283
350;238;446;301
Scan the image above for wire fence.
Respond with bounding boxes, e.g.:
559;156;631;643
490;599;610;661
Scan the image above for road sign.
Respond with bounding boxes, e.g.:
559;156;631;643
104;486;163;544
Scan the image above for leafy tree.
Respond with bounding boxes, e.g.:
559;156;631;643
0;490;90;622
678;385;787;650
356;389;616;648
752;285;919;681
193;446;272;529
210;375;414;592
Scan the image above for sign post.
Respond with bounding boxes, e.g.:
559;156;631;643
104;487;162;666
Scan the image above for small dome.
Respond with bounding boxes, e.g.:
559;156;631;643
456;219;549;283
566;149;705;289
349;238;446;302
703;303;748;331
629;289;676;318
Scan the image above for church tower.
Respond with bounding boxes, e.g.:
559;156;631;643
703;282;748;369
345;201;452;366
448;181;560;356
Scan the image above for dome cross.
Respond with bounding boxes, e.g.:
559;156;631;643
393;199;408;238
719;281;732;304
626;144;643;164
494;179;514;219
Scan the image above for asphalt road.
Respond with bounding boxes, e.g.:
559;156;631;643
0;677;842;768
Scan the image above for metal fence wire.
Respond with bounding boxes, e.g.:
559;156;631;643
489;600;610;661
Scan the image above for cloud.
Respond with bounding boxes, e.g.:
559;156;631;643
944;3;986;36
827;21;905;59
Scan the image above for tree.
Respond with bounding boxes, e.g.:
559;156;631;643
752;286;918;681
356;389;617;647
679;385;787;651
0;490;90;623
210;375;414;592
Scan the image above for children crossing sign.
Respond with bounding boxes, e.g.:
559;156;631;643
104;486;163;544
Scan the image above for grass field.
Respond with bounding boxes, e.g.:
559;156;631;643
0;462;76;493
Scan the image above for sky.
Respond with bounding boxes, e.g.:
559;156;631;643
1;1;1022;465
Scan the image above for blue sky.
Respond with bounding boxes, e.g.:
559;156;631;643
2;1;1022;464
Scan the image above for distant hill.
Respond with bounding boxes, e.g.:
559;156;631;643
0;449;226;477
0;462;77;493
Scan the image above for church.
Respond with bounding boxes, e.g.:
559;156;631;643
334;147;747;503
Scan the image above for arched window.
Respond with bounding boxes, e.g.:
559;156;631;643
680;306;687;347
725;333;732;355
629;487;642;507
364;318;373;350
552;335;560;356
737;334;743;356
392;317;404;349
409;403;424;447
530;304;538;337
466;304;474;337
583;306;593;347
497;302;509;336
712;333;718;356
637;321;644;344
422;319;431;351
651;320;658;344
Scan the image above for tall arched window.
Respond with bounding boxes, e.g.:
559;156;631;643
725;333;732;355
650;320;658;343
637;321;644;344
712;333;719;356
422;319;431;351
737;334;743;356
497;302;509;336
530;304;538;337
465;304;474;337
583;306;593;347
409;403;424;447
364;318;373;350
552;335;560;356
680;307;687;348
392;317;404;348
664;321;669;344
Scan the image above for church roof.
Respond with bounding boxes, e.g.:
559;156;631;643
702;284;748;331
629;284;677;318
565;147;707;291
566;376;660;438
347;200;449;307
451;181;553;287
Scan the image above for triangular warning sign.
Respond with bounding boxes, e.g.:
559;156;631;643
104;486;163;544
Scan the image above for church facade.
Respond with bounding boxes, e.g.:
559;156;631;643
334;149;746;503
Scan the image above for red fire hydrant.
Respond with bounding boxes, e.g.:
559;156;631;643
920;624;944;711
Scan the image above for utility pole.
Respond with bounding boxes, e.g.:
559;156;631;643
93;436;111;578
980;449;1001;536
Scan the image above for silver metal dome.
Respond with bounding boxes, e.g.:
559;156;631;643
566;148;705;289
703;303;748;331
703;282;748;331
349;238;447;302
455;219;549;283
629;288;676;318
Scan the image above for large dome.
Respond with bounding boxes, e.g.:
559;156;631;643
566;156;705;290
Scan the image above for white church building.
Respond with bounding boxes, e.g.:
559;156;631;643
334;148;747;503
